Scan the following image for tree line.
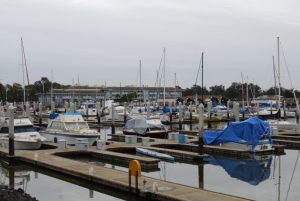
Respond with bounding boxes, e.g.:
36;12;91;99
0;77;299;103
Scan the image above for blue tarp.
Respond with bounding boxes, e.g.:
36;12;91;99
162;106;179;114
204;156;272;185
203;117;271;149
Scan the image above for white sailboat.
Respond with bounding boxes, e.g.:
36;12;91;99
268;37;298;131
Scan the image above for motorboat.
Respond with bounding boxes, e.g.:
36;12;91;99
123;116;168;138
204;117;272;151
0;117;45;150
76;100;97;117
41;112;100;145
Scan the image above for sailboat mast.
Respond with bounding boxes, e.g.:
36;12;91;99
272;56;278;97
21;38;26;104
139;60;142;107
277;37;281;110
246;76;249;108
174;72;177;100
201;52;204;102
163;47;166;106
241;72;244;109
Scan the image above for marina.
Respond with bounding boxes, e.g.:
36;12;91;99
1;1;300;200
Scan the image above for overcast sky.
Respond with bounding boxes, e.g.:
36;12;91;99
0;0;299;90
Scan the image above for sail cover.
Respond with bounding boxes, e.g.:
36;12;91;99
124;117;165;135
203;117;271;149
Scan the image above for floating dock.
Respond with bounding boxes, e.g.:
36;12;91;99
0;143;249;201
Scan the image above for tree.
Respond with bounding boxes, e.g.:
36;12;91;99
209;85;225;96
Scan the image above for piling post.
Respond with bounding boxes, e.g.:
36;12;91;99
146;101;150;119
38;102;42;127
189;102;192;123
198;163;204;189
233;102;240;122
96;101;101;130
8;105;15;157
8;166;15;190
33;101;37;116
179;102;183;130
64;101;69;112
198;103;204;155
111;103;115;134
25;101;30;117
135;171;139;193
128;170;132;193
124;102;127;123
70;102;75;113
207;101;212;129
86;103;89;120
51;101;55;113
283;100;287;120
227;100;230;121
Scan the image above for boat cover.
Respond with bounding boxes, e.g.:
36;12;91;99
203;117;271;149
204;156;272;185
124;117;165;135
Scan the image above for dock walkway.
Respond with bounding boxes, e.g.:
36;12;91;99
0;145;249;201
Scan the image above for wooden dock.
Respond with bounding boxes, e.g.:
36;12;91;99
0;144;249;201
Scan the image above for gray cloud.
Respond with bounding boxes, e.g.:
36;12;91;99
0;0;299;90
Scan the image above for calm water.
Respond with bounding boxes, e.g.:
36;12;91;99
68;150;300;201
96;121;300;201
0;160;141;201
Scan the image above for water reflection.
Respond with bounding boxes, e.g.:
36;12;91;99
204;155;272;185
0;159;141;201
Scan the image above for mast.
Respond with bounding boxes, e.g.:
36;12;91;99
21;37;30;101
139;59;142;107
246;75;249;108
201;52;204;102
163;47;166;106
277;37;281;110
21;38;26;104
174;72;177;99
273;56;278;97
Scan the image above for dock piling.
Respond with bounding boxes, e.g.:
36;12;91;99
8;105;15;157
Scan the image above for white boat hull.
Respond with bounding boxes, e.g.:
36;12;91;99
0;139;42;150
219;142;272;152
41;132;99;145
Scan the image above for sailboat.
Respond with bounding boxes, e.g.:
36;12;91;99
268;37;298;131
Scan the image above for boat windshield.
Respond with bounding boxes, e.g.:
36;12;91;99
0;126;36;133
65;122;89;130
77;122;89;129
87;104;95;109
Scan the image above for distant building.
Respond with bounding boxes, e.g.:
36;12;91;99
38;85;183;105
